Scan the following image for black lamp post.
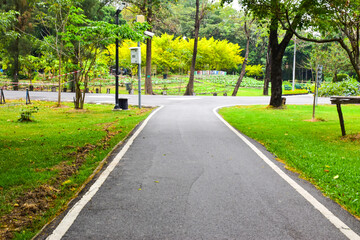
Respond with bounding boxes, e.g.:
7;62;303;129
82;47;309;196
114;2;126;110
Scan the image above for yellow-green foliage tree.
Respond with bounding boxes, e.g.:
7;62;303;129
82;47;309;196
245;64;263;77
111;33;245;74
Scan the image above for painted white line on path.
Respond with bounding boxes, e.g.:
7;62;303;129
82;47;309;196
167;97;201;100
46;106;164;240
213;106;360;240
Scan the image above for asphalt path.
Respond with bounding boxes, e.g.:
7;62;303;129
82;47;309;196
5;91;360;239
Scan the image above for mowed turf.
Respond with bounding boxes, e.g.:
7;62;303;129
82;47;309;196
0;101;153;239
219;104;360;217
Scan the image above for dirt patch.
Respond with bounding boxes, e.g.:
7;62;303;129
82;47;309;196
65;109;90;113
304;118;326;122
341;133;360;142
265;105;287;110
0;121;120;239
0;185;58;239
50;105;70;109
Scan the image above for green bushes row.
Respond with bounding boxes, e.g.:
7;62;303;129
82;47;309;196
319;78;360;96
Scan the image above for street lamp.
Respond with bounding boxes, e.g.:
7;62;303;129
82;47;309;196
114;2;126;110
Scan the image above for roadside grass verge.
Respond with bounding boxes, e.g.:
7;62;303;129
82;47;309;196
0;101;153;239
219;105;360;217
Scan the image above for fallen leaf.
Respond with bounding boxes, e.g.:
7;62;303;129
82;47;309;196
138;188;142;191
324;169;329;172
154;181;159;183
333;175;339;179
62;180;72;186
325;165;331;168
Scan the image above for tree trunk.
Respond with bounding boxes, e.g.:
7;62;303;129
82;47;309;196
57;55;62;107
13;37;20;91
145;38;154;94
268;16;294;107
337;39;360;81
269;55;283;107
232;20;251;96
232;37;249;96
263;40;271;95
81;77;87;109
185;0;200;96
74;71;81;109
145;4;154;95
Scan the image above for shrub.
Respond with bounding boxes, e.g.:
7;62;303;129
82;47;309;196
283;89;309;95
333;73;349;82
18;107;39;122
283;81;291;86
319;78;360;97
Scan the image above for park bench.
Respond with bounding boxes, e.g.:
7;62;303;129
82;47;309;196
330;96;360;136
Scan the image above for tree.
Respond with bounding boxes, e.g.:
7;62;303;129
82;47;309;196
0;0;36;89
37;0;73;107
59;6;146;109
123;0;174;95
185;0;212;95
232;11;254;96
114;34;243;74
223;0;315;107
263;37;271;95
288;0;360;82
156;0;268;70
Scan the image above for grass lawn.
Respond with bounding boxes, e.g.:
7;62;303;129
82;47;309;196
1;75;270;97
219;104;360;217
0;101;153;239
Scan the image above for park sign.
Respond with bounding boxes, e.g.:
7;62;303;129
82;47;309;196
317;65;323;83
130;47;141;64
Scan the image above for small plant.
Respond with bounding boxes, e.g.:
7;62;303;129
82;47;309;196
18;106;39;122
333;73;349;82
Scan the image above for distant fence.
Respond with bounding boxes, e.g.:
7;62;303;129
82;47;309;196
190;70;227;76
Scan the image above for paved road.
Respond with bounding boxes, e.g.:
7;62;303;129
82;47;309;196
3;90;331;107
5;91;360;239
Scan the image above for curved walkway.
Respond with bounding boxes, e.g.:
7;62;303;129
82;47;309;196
5;91;360;239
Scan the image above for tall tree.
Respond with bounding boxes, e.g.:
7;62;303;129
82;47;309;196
232;11;254;96
263;37;271;95
37;0;73;107
124;0;174;95
287;0;360;81
184;0;211;95
0;0;36;90
223;0;315;107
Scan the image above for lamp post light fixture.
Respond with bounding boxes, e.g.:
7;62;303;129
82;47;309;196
114;2;126;110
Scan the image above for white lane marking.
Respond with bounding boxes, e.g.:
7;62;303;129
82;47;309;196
47;106;164;240
86;95;113;98
213;106;360;240
167;97;201;100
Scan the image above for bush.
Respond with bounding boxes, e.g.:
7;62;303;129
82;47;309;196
283;89;309;95
319;78;360;97
333;73;349;82
18;106;39;122
283;81;291;86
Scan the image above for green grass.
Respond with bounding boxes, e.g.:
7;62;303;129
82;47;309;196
0;101;153;239
1;75;272;96
219;104;360;217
